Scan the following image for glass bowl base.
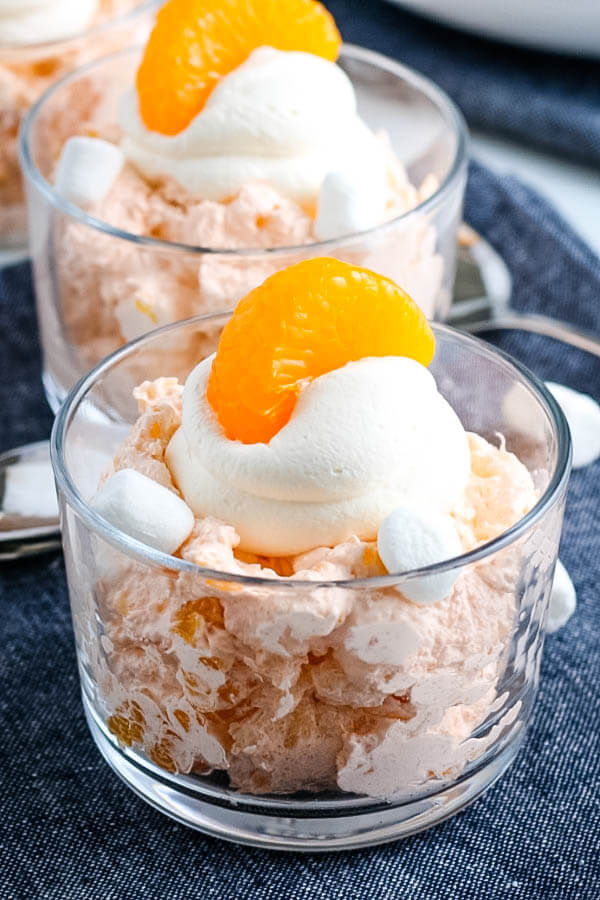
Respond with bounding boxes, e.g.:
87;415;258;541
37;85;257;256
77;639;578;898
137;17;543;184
83;692;523;851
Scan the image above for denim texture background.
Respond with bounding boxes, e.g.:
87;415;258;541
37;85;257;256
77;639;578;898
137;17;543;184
0;161;599;897
328;0;600;167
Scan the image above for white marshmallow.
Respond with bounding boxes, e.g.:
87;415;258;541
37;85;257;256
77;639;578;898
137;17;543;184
546;382;600;469
91;468;194;556
55;137;125;209
114;291;170;342
314;166;387;240
546;559;576;633
377;505;463;605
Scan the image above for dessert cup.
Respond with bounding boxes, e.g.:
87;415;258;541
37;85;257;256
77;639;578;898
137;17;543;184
21;44;468;410
51;317;571;851
0;1;158;251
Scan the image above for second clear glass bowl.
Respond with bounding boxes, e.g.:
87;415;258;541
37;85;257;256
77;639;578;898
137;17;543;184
21;44;468;410
0;0;158;250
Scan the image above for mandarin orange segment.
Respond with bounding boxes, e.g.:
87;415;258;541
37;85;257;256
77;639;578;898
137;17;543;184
137;0;342;136
207;257;435;444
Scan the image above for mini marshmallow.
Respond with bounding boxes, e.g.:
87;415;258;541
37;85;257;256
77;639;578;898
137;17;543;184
546;559;576;633
114;292;169;342
377;505;462;606
314;167;387;241
55;137;125;209
91;468;194;556
546;382;600;469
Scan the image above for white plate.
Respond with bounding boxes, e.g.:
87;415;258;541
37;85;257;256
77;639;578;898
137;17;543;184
387;0;600;57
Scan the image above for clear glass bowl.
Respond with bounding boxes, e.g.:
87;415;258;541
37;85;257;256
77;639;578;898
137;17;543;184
51;318;571;851
21;44;468;410
0;0;158;251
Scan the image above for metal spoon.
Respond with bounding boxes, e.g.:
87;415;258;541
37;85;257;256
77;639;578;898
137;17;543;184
448;230;600;357
1;235;598;560
0;441;61;560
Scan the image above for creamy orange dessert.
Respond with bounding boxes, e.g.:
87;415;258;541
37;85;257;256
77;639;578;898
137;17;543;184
0;0;151;244
45;0;445;370
88;259;537;798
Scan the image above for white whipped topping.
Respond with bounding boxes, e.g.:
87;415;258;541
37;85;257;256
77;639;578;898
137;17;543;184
338;727;472;799
253;590;352;657
119;46;389;209
166;355;471;556
377;505;462;605
344;616;421;666
0;0;99;45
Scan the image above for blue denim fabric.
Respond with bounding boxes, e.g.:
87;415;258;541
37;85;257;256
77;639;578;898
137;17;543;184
327;0;600;167
1;162;599;898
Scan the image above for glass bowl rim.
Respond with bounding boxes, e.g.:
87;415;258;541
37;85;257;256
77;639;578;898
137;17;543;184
19;41;469;257
51;317;572;589
0;0;159;53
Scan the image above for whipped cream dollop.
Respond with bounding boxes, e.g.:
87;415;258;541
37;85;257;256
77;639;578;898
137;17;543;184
0;0;99;45
120;46;389;210
166;356;471;556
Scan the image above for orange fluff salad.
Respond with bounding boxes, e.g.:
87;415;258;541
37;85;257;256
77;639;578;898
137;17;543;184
42;0;449;375
87;259;537;798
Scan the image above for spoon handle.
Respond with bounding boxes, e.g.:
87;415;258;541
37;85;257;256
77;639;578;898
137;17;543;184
0;536;62;561
464;312;600;359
